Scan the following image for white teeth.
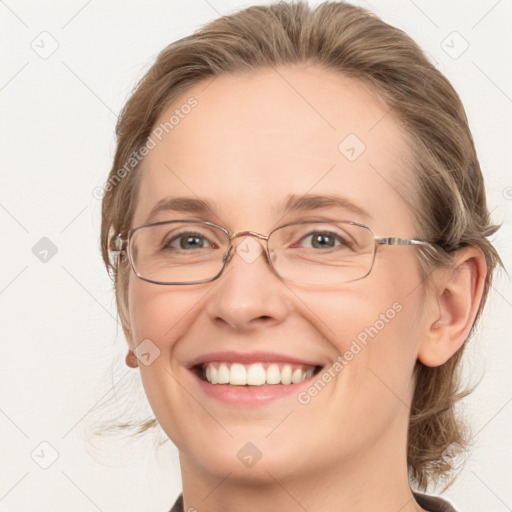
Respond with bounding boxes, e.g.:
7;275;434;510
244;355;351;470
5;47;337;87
229;363;247;385
247;363;266;386
266;363;281;384
218;363;230;384
281;364;292;385
291;368;304;384
202;362;317;386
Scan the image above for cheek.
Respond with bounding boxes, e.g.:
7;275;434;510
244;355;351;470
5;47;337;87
306;264;423;400
125;279;204;444
310;288;419;434
126;278;196;349
325;293;413;383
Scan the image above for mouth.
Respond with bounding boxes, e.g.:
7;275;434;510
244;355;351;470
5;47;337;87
192;361;323;386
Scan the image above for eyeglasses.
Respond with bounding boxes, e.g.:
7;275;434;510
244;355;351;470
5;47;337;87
109;219;437;286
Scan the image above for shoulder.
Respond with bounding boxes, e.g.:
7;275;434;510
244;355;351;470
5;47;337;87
413;491;460;512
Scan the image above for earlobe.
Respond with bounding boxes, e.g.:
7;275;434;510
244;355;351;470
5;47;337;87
417;247;487;367
125;349;139;368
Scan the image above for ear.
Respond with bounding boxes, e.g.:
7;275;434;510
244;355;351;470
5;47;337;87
417;246;488;367
122;319;135;348
122;319;139;368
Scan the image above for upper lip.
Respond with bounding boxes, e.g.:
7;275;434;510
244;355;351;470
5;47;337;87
187;351;325;368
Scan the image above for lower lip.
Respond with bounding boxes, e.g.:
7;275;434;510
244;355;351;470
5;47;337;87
189;368;319;405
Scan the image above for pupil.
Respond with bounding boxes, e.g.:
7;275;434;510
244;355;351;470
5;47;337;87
313;234;334;248
181;235;203;249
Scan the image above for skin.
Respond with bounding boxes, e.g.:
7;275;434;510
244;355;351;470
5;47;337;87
121;64;487;512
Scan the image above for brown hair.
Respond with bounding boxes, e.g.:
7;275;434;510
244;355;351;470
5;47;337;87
99;0;501;491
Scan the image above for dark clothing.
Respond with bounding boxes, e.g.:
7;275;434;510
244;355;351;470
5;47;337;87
168;491;459;511
169;494;183;512
413;491;459;511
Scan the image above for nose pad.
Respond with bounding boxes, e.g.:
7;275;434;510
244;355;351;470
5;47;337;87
222;244;234;264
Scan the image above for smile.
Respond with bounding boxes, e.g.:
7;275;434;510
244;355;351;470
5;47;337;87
199;362;321;386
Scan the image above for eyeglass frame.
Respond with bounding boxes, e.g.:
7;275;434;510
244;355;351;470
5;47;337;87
108;218;439;286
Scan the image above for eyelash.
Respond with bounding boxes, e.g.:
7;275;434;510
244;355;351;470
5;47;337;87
161;229;352;251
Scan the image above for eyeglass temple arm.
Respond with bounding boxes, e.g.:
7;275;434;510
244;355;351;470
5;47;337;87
376;237;434;247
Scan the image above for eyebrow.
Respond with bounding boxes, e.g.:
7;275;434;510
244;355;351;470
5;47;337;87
145;193;371;224
281;193;370;219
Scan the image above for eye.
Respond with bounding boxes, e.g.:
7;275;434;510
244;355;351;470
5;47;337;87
162;231;216;251
293;230;354;250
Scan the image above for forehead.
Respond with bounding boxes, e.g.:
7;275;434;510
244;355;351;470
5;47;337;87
134;64;415;234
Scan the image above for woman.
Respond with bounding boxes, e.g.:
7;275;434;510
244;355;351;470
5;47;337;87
100;2;501;511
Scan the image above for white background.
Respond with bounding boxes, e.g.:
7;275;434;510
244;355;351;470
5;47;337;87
0;1;511;511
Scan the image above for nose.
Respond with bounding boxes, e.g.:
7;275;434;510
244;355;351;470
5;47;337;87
204;233;289;332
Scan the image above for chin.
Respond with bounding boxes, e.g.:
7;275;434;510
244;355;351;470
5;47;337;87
179;428;318;484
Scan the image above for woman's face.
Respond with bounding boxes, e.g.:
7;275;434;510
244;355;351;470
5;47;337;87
124;65;433;484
